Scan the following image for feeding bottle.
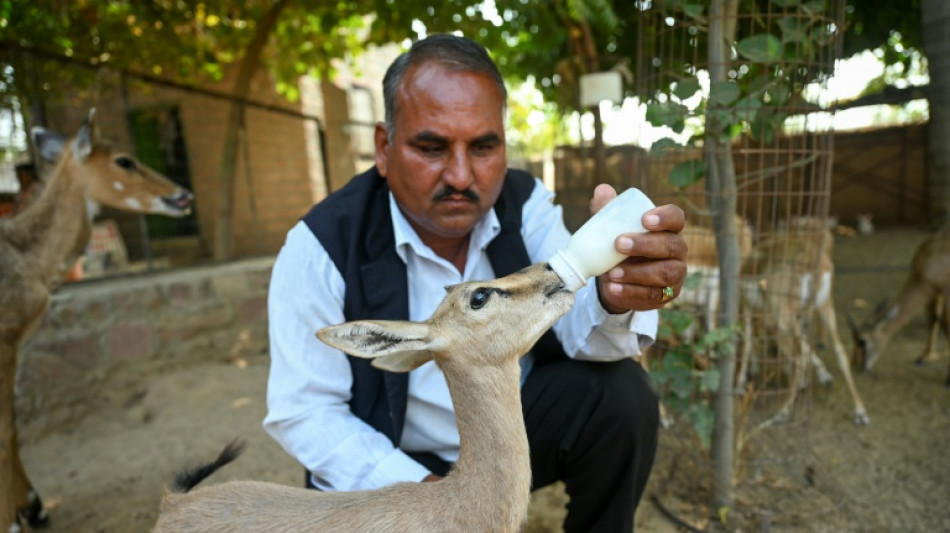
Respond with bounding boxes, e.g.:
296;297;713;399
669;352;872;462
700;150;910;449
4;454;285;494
548;187;656;292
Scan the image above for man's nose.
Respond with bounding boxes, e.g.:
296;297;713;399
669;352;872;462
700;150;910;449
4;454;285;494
443;148;475;191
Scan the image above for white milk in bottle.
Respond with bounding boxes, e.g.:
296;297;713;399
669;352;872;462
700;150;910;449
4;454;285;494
548;187;657;292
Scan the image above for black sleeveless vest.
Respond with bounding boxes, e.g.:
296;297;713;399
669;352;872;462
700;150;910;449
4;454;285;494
303;166;567;445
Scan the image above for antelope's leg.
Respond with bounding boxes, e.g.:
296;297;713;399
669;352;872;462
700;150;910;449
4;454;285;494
1;344;21;532
818;296;870;426
939;293;950;387
917;294;944;365
13;431;48;528
736;307;752;392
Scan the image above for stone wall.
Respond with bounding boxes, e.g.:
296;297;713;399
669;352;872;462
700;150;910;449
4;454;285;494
16;257;274;439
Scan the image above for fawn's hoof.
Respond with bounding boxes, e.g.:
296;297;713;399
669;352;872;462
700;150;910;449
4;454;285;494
18;494;49;529
854;411;871;426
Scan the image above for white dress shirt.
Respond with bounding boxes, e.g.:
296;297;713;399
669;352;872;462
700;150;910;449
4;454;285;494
263;177;658;492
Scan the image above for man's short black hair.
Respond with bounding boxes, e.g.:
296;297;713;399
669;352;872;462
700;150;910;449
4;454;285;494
382;34;507;138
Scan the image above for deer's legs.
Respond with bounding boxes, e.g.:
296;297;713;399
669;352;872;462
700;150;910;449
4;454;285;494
817;298;870;426
916;293;944;365
1;343;47;532
861;283;935;371
937;292;950;387
13;437;47;529
736;307;753;392
1;345;22;533
809;350;834;386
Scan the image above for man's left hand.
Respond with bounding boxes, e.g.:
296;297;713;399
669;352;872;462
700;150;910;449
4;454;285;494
590;184;688;314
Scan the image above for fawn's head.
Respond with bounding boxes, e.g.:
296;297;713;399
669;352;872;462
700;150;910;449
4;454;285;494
31;109;193;218
847;300;889;371
317;263;574;373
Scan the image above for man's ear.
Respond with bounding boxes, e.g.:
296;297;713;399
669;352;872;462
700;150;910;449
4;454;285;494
374;121;389;177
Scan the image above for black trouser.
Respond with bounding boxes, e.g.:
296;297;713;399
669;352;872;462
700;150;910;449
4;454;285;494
307;358;659;533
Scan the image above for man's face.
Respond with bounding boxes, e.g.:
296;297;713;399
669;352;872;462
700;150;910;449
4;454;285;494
375;62;507;244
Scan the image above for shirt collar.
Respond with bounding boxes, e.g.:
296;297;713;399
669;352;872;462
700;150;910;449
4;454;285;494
389;192;501;266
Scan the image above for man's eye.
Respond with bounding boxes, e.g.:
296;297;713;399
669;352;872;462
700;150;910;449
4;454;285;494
470;288;492;309
471;143;496;156
419;145;444;155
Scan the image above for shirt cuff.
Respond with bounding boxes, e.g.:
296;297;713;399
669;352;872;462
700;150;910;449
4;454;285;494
361;448;433;490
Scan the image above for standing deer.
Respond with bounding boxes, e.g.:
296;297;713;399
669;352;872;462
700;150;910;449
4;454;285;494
152;262;574;533
850;223;950;387
674;214;755;335
740;216;870;427
0;110;193;532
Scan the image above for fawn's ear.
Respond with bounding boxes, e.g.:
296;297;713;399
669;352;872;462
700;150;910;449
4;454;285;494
317;320;438;372
32;127;68;163
71;117;93;163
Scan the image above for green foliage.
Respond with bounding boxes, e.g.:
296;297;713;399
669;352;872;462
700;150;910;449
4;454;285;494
642;0;841;190
652;303;738;449
842;0;920;59
736;34;784;63
668;158;704;188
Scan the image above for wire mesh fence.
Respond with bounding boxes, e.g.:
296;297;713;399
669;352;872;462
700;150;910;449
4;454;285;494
608;0;851;513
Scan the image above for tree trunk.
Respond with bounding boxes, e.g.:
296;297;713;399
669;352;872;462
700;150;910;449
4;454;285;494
922;0;950;228
578;21;607;185
707;0;740;513
213;0;291;260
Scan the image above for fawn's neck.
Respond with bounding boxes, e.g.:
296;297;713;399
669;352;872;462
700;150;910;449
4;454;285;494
441;358;532;529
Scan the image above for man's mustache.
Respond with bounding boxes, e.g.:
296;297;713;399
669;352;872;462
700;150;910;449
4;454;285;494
433;187;480;203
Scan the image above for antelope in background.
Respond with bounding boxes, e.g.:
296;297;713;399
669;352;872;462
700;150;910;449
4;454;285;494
152;263;573;533
850;222;950;387
740;216;870;428
674;213;756;335
0;110;193;532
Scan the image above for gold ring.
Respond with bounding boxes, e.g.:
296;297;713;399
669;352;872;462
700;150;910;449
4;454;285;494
659;286;675;304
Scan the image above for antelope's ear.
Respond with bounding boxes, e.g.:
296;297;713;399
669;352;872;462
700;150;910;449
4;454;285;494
72;118;93;163
317;320;437;373
32;127;67;162
370;350;434;373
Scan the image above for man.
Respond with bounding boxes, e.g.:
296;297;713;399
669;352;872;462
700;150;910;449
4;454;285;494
264;34;688;532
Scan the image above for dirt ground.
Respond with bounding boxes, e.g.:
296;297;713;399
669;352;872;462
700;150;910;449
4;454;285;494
18;225;950;533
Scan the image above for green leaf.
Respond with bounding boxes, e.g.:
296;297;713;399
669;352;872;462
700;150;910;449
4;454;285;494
673;77;701;100
733;95;762;122
699;367;721;392
767;82;791;105
650;137;681;156
772;0;801;6
668;158;704;188
750;106;787;143
736;34;783;63
646;101;689;130
776;16;808;43
671;374;693;400
802;0;826;15
689;404;715;448
681;3;706;21
709;81;740;106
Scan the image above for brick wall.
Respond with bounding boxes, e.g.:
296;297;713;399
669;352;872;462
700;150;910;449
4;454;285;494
16;258;274;439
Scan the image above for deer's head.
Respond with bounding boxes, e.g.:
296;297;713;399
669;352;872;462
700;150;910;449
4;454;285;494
847;299;889;371
31;109;193;218
317;263;574;373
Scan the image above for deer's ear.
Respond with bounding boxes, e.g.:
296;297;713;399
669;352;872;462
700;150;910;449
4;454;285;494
72;120;93;163
370;350;434;372
32;127;67;162
317;320;437;372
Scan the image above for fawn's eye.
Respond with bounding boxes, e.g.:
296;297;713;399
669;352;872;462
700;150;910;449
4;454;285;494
470;287;492;310
115;156;137;171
